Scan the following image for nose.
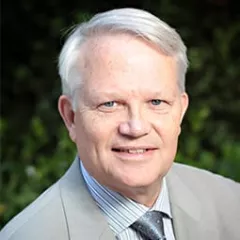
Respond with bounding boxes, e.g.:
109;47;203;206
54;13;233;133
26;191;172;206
118;109;151;138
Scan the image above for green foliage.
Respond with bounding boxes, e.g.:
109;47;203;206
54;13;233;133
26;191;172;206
0;116;75;226
1;0;239;228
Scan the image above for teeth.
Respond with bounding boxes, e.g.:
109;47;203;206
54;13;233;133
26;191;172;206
121;149;146;154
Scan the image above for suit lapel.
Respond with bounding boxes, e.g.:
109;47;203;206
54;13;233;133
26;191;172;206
58;158;219;240
166;164;217;240
59;157;115;240
170;203;203;240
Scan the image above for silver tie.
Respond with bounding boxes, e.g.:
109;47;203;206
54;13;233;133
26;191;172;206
130;210;166;240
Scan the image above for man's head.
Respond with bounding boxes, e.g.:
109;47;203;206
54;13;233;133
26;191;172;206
58;8;189;204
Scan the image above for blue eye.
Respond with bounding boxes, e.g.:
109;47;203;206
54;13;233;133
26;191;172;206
151;99;162;105
103;101;116;107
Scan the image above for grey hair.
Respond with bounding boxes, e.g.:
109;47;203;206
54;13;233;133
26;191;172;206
58;8;188;108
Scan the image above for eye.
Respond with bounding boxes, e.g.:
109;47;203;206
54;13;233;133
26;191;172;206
98;101;120;112
150;99;162;105
102;101;116;107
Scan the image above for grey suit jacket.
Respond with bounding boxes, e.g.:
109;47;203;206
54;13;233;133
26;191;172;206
1;157;240;240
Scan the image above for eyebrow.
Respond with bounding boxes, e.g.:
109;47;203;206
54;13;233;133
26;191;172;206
87;90;124;101
83;85;178;103
89;89;166;97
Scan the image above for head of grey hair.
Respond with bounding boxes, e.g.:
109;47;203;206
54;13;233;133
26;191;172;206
58;8;188;110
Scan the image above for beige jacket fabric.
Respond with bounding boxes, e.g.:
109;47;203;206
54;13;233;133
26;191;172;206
1;157;240;240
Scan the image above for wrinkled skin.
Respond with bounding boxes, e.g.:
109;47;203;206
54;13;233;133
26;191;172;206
59;34;188;206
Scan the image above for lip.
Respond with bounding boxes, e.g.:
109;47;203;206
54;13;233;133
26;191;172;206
112;145;157;150
111;146;157;161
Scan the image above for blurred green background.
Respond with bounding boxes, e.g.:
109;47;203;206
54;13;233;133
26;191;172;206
1;0;240;228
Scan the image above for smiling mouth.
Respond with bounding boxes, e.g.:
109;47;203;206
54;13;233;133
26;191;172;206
112;148;152;154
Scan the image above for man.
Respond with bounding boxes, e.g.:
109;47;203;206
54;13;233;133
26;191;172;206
1;8;239;240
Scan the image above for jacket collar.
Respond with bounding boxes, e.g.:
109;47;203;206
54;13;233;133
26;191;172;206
166;164;218;240
59;158;217;240
59;157;115;240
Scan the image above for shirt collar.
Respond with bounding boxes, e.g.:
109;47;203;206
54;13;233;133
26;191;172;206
80;160;172;235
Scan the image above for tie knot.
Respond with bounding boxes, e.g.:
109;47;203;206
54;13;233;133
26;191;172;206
130;210;166;240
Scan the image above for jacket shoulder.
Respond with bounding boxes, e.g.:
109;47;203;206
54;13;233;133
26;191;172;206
171;163;240;191
168;163;240;239
170;163;240;216
0;182;69;240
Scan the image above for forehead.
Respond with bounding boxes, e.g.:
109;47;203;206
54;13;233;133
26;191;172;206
81;33;172;63
79;33;178;95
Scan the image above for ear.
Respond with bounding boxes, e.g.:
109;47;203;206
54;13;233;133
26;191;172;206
178;92;189;135
58;95;77;142
180;92;189;123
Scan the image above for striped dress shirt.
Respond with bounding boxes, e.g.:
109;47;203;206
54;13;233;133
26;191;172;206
80;161;175;240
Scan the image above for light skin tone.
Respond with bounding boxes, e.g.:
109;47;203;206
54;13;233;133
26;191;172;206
58;33;189;207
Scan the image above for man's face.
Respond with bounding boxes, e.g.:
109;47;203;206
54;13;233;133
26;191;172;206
60;34;188;196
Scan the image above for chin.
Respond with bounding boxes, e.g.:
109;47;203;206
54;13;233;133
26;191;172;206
116;172;161;190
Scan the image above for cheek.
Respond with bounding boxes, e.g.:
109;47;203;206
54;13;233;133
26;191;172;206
169;114;181;135
75;113;116;149
154;113;181;142
156;115;180;165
